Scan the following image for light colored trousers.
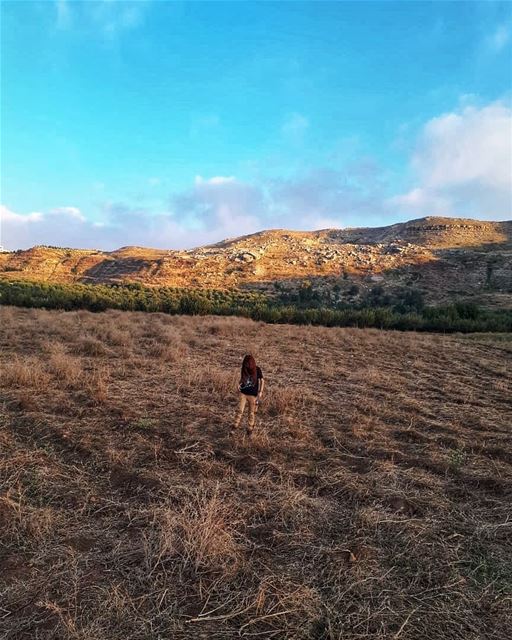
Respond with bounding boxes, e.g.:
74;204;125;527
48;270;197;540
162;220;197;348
234;393;257;431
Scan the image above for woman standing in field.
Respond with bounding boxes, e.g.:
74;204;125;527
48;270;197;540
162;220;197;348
232;354;264;436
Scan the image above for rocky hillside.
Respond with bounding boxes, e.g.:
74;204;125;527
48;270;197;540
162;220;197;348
1;217;511;307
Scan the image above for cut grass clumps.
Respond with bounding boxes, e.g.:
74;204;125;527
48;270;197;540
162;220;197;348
73;336;110;357
0;356;51;390
47;352;83;387
0;306;511;639
154;486;244;578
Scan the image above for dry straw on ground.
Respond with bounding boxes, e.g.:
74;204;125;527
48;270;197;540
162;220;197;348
0;306;511;639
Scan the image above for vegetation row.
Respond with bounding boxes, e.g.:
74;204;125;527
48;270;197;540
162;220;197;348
1;279;511;333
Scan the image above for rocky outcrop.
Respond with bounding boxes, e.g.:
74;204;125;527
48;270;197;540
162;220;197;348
1;217;511;307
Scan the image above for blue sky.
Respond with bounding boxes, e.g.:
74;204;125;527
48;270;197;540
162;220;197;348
1;0;511;250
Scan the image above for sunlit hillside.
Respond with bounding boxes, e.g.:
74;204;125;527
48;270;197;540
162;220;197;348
1;217;511;308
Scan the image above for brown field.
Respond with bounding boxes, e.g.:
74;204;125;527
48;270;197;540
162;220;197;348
0;306;511;640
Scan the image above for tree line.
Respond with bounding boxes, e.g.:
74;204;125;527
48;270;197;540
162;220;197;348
1;279;511;333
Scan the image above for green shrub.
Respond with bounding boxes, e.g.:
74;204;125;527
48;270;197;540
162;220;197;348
0;279;511;333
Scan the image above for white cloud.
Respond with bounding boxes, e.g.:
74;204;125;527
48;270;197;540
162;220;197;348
0;162;389;250
50;206;85;221
195;175;236;186
1;205;43;224
416;102;511;190
488;24;510;52
305;216;343;230
0;175;265;250
390;100;512;219
55;0;149;38
1;205;92;250
270;163;388;229
56;0;71;29
388;188;451;217
4;98;509;251
175;176;264;242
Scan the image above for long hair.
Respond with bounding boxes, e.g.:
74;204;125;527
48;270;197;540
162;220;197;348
241;354;257;385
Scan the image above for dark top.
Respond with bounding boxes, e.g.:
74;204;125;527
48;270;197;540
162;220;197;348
240;366;263;397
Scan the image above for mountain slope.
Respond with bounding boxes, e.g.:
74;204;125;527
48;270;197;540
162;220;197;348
1;217;511;307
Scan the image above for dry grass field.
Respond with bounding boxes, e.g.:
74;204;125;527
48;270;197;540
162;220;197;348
0;306;511;640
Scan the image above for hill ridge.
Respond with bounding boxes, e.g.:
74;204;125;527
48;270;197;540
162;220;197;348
1;216;511;308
